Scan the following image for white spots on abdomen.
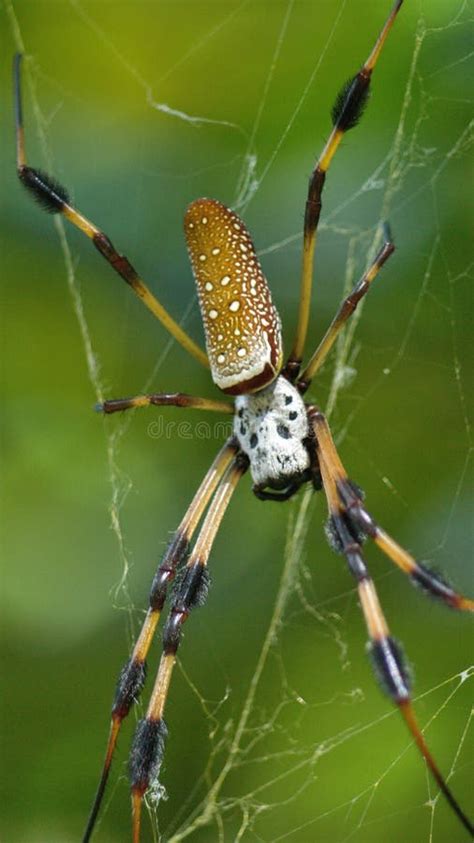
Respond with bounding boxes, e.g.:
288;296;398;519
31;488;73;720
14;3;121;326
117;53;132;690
184;198;283;394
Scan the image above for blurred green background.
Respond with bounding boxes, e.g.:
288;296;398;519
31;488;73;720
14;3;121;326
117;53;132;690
2;1;473;842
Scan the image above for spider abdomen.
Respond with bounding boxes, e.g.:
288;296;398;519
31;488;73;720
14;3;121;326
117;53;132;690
234;376;310;490
185;198;283;395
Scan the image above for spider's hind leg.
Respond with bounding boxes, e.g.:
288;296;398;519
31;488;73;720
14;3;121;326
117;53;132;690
285;0;403;377
13;53;208;369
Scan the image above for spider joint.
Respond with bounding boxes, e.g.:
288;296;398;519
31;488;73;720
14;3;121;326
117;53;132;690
129;718;168;794
113;659;147;718
368;637;412;702
19;164;70;213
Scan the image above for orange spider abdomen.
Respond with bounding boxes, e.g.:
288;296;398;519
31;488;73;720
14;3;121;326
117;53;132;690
185;198;283;395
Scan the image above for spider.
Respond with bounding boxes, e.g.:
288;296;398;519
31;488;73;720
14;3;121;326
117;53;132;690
14;1;473;840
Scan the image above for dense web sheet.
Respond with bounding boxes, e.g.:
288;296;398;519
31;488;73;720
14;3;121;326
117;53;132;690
4;1;473;841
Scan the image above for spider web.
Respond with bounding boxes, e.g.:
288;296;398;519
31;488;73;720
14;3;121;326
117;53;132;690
3;1;473;841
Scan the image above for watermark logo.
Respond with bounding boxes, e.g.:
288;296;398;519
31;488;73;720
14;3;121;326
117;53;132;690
147;416;234;441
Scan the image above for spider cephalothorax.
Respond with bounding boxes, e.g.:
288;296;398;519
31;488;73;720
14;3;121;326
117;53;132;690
234;376;312;492
14;1;474;840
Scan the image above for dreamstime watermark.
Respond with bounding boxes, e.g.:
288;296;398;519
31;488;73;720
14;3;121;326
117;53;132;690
147;415;234;441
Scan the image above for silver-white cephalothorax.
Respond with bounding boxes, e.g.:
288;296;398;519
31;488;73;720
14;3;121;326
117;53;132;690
234;376;310;489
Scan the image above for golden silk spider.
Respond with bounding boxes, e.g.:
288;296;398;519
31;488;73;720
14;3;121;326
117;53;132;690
13;1;473;840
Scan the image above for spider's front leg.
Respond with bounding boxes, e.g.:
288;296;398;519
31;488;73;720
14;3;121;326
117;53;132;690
308;407;474;836
311;408;474;612
129;451;249;842
82;438;240;843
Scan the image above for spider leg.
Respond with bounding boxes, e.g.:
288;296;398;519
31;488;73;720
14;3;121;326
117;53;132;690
297;224;395;393
82;437;239;843
311;408;474;611
98;392;233;415
309;408;474;837
129;452;248;843
284;0;403;380
13;54;208;369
